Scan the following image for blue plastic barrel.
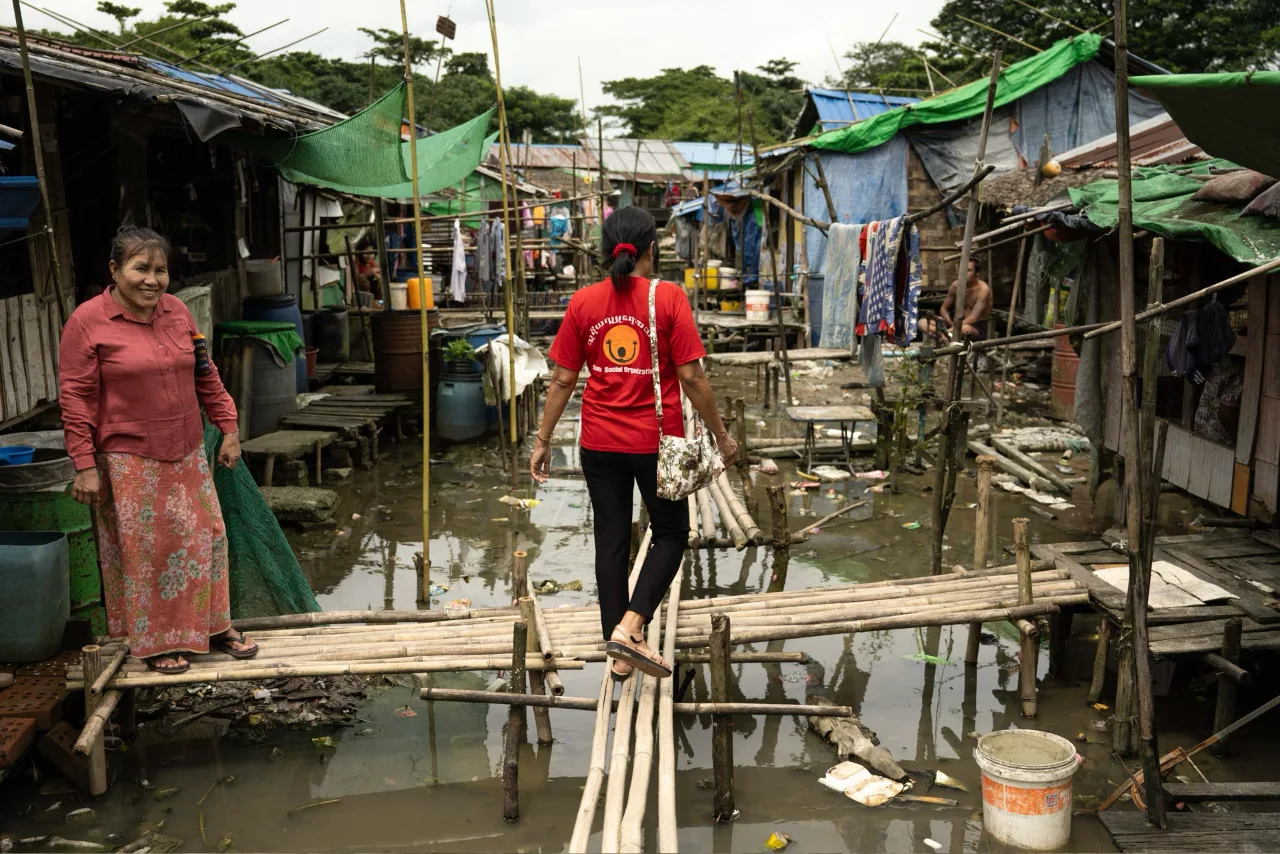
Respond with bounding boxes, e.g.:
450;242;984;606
437;368;488;443
243;294;307;392
464;325;505;426
0;532;69;662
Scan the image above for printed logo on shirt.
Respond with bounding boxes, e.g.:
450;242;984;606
602;324;641;366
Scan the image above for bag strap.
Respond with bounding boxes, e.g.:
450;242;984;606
648;277;664;433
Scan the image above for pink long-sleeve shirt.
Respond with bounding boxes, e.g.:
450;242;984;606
59;289;238;470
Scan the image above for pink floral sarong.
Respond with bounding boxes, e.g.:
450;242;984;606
94;447;231;658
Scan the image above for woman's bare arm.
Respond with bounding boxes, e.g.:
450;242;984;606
530;364;580;483
676;360;738;465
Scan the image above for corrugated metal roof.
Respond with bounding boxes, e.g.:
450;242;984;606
799;88;920;136
585;138;690;182
485;143;598;170
1057;112;1204;168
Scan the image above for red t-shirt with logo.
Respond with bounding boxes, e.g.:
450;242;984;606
549;276;706;453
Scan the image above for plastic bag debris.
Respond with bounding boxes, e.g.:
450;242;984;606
395;705;418;718
818;761;908;806
902;521;922;530
499;495;541;509
924;839;943;850
429;585;449;597
252;688;272;701
753;458;780;475
854;470;888;480
311;736;336;748
812;465;851;482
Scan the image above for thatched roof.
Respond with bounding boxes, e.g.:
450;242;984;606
980;168;1108;210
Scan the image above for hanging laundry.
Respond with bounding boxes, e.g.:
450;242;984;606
899;223;922;345
450;219;467;304
492;219;507;282
820;222;863;351
858;216;908;338
475;220;492;287
549;209;570;247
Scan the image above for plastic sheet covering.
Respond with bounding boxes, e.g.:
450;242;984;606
203;422;320;619
906;107;1023;199
1012;60;1164;163
1071;159;1280;264
251;84;497;198
1130;71;1280;179
810;35;1104;155
1073;240;1114;446
479;334;549;404
804;144;908;343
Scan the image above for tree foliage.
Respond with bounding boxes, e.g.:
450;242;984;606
96;2;140;34
598;61;804;144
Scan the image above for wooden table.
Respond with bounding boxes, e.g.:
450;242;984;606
239;430;337;486
785;405;874;472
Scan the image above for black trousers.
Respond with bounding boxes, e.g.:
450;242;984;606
580;448;689;641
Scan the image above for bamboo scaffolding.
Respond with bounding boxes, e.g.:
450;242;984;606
942;223;1052;262
74;689;122;756
657;569;682;853
967;455;996;665
520;599;554;744
794;500;867;540
991;436;1074;493
88;646;127;697
716;470;763;544
968;439;1057;492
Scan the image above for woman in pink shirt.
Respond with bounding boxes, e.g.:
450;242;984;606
59;227;258;674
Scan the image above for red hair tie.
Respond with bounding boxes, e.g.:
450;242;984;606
612;242;637;259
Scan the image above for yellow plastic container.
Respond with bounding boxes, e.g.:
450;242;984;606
684;268;696;290
682;268;719;290
405;277;435;310
720;300;742;312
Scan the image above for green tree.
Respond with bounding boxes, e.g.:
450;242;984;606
97;1;140;34
833;40;973;94
930;0;1280;72
357;27;439;70
738;60;806;142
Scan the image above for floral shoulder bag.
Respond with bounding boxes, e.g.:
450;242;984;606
648;278;724;500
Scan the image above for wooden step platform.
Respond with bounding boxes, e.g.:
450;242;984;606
240;430;337;487
1100;809;1280;852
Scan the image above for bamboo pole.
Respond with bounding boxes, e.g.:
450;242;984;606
966;455;996;665
11;0;67;318
932;51;1002;575
89;647;127;697
996;235;1030;426
503;621;527;821
657;568;682;853
968;439;1057;493
601;665;639;852
696;487;717;542
941;223;1051;262
708;476;747;549
794;500;866;540
396;0;432;602
418;689;855;718
232;607;519;632
569;666;616;853
74;689;122;756
710;613;735;822
718;471;763;544
520;599;554;745
927;321;1109;359
619;597;663;852
1211;617;1243;758
746;105;793;406
1014;519;1038;718
991;437;1074;494
483;0;519;445
80;645;107;795
511;549;528;605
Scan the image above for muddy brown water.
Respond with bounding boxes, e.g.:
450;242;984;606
0;364;1249;852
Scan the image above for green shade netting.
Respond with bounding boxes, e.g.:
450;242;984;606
1129;72;1280;179
251;83;498;198
215;320;305;366
810;34;1103;155
1069;158;1280;264
204;421;321;619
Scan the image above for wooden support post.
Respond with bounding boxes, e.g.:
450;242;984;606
966;455;995;665
734;398;747;462
511;549;527;606
263;453;276;488
1087;617;1113;705
996;236;1030;427
1014;519;1037;718
710;613;735;822
314;440;322;486
519;598;553;745
81;645;107;796
931;51;1002;576
766;484;791;551
503;620;528;821
1211;617;1243;758
874;400;893;471
1048;609;1074;680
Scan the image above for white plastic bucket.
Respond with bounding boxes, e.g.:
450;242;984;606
245;259;283;298
975;729;1079;850
745;289;771;322
389;282;409;311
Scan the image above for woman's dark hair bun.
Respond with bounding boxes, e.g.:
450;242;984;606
601;205;657;291
111;225;171;268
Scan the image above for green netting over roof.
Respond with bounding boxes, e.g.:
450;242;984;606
1129;72;1280;179
251;83;498;198
810;34;1103;155
1069;158;1280;264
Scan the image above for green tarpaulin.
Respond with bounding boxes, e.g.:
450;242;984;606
215;320;305;366
1129;72;1280;179
810;34;1103;155
1069;159;1280;264
251;84;498;198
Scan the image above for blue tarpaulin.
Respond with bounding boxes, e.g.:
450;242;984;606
803;142;909;343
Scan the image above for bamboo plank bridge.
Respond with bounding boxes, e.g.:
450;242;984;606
65;546;1084;850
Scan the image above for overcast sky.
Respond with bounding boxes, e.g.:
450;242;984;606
7;0;948;118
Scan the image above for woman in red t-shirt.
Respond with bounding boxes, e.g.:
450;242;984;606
531;207;739;680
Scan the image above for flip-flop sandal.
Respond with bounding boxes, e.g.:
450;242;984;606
605;628;671;679
213;632;259;659
146;656;190;675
